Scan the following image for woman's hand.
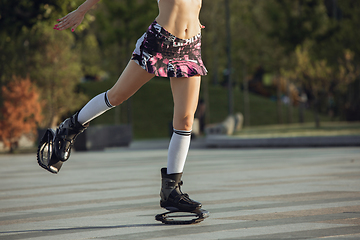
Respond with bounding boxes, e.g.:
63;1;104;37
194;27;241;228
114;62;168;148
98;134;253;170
54;9;85;32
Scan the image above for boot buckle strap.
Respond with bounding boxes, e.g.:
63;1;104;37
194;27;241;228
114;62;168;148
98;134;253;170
164;179;176;188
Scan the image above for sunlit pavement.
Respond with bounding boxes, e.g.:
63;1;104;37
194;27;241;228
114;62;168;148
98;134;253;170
0;143;359;239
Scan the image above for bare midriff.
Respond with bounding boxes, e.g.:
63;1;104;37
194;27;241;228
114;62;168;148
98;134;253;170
156;0;202;39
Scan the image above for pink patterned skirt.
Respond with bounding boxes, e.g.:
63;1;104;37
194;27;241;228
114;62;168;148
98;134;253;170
132;21;207;78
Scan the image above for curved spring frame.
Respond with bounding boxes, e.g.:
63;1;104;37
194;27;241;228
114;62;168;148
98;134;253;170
155;209;209;225
37;128;63;174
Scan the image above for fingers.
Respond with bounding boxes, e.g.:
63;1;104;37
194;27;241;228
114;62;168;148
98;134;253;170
54;21;76;32
53;16;69;31
71;22;80;32
54;18;73;31
54;14;69;30
56;16;66;22
53;10;83;32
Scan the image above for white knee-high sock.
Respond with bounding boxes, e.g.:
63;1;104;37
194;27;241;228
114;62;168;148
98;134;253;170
167;129;192;174
77;91;114;125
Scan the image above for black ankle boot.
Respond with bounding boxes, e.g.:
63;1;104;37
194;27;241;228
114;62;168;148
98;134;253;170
160;168;202;212
54;112;89;161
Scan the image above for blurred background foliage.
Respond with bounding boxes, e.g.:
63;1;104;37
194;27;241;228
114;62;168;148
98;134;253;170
0;0;359;140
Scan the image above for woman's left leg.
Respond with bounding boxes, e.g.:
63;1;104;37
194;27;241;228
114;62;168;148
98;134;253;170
168;75;201;174
160;75;202;212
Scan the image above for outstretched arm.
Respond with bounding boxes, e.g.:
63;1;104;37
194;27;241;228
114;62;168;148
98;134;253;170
54;0;101;32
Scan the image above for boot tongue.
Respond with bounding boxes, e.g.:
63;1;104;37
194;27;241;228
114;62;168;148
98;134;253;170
72;112;89;129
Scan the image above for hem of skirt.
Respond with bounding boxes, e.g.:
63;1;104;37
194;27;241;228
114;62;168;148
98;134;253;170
132;58;207;78
155;71;208;78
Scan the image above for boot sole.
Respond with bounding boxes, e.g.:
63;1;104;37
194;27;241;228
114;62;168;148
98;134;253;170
160;200;201;212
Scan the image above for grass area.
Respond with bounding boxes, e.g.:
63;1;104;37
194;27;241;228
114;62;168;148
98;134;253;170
206;87;332;126
80;79;336;139
234;121;360;138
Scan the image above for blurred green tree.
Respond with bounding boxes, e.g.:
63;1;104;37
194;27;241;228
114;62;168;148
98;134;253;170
28;22;88;128
0;0;84;83
283;43;333;127
79;33;103;78
261;0;360;122
319;0;360;121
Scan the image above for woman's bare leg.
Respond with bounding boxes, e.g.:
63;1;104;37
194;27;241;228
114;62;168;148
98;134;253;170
170;75;201;131
167;75;201;174
77;60;154;124
107;60;155;106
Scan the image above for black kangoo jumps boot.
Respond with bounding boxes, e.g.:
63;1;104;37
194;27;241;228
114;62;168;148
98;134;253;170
160;168;202;212
54;112;89;161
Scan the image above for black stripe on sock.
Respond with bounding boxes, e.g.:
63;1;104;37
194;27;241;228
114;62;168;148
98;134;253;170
104;92;114;108
173;129;192;136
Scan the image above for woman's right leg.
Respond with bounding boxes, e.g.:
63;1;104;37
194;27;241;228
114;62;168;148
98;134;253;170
107;60;155;106
54;60;154;161
78;60;155;125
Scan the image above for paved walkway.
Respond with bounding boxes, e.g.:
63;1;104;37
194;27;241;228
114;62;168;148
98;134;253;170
0;145;359;239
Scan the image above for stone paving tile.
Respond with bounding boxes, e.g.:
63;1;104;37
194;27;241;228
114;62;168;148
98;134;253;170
0;147;359;239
